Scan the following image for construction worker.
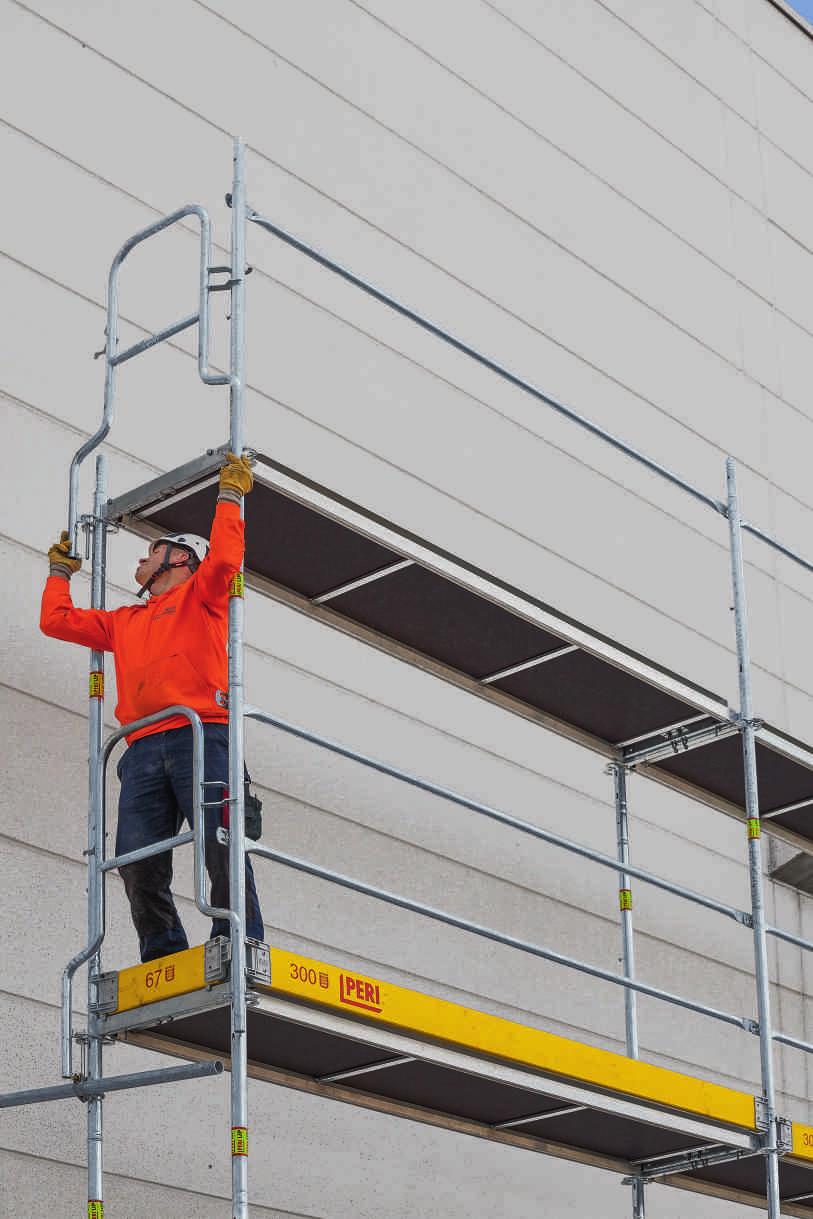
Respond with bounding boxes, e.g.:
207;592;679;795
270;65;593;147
40;451;264;963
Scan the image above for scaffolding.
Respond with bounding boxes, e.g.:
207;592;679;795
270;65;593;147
5;138;813;1217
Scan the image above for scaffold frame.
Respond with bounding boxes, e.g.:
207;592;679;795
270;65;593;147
5;137;813;1219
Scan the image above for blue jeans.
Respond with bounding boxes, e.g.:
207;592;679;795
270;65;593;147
115;724;264;963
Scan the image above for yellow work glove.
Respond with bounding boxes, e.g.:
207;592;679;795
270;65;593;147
218;451;254;502
48;530;82;578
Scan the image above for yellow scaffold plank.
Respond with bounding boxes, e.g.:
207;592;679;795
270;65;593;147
792;1124;813;1163
115;943;210;1012
265;947;757;1132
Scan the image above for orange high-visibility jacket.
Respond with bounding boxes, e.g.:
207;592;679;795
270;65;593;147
40;500;243;742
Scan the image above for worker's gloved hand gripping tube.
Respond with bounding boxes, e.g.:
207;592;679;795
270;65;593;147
47;530;82;580
218;451;254;504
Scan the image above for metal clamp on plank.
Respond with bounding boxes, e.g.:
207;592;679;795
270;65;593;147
777;1117;793;1156
203;937;269;987
246;939;271;987
90;973;119;1016
755;1097;772;1131
204;936;231;985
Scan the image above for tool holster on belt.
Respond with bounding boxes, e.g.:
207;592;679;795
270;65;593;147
244;782;263;841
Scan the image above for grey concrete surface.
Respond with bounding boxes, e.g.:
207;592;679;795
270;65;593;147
3;0;813;1214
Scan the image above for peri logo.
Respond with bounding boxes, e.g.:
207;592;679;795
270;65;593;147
339;972;383;1013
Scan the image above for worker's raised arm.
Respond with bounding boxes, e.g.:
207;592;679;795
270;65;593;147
195;453;252;608
40;531;115;651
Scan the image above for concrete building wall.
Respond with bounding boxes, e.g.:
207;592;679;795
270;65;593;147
2;0;813;1214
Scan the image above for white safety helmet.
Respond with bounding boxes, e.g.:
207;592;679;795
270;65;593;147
137;531;210;598
151;532;210;567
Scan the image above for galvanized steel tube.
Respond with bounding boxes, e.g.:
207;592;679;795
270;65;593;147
68;204;223;547
613;764;639;1059
246;212;726;517
726;458;782;1218
0;1061;224;1109
243;706;749;925
63;705;210;1079
773;1031;813;1055
87;454;107;1217
766;924;813;954
228;135;249;1219
248;844;754;1032
101;830;196;872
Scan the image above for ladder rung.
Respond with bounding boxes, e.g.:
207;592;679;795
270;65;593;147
110;312;199;367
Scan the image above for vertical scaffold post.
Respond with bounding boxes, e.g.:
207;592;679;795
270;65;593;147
726;457;781;1219
228;135;250;1219
611;763;644;1218
613;764;639;1059
87;453;108;1219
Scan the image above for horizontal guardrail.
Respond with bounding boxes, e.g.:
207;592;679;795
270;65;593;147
244;706;751;926
247;212;813;578
248;842;754;1033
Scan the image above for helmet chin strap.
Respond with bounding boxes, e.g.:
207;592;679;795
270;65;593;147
137;543;197;599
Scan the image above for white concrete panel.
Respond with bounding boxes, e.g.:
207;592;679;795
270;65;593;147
776;310;813;426
488;0;764;206
351;0;813;345
0;1151;291;1219
771;216;813;338
5;18;813;572
355;0;739;275
753;51;813;176
730;191;778;307
189;0;749;370
716;0;813;103
13;0;813;455
604;0;813;190
0;3;233;229
599;0;759;123
762;135;813;256
717;90;767;213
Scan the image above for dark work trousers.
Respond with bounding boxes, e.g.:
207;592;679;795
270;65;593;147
115;723;264;963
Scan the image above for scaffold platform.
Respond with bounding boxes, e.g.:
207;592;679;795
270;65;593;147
93;941;813;1215
107;448;813;852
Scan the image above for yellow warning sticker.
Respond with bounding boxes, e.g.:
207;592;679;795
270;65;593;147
232;1126;248;1156
229;572;245;598
747;818;761;840
88;1202;104;1219
89;672;104;699
619;889;632;911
